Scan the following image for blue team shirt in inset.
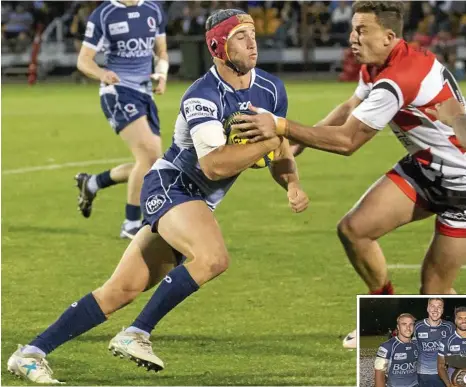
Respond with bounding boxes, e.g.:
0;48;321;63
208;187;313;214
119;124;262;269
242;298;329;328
438;331;466;377
415;319;455;375
154;66;288;209
83;0;166;94
376;337;419;387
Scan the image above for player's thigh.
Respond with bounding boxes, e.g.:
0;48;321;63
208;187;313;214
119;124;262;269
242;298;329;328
157;200;229;267
421;222;466;292
141;168;228;271
101;225;177;294
339;174;433;240
119;116;163;162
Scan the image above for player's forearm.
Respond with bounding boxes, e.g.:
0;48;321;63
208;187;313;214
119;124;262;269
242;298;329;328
285;120;353;156
204;139;280;180
77;54;105;81
316;101;356;127
437;362;450;386
453;114;466;148
270;140;299;190
374;371;386;387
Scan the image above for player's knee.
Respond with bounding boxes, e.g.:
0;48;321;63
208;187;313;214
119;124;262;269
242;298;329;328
337;214;365;242
133;142;159;166
197;251;230;276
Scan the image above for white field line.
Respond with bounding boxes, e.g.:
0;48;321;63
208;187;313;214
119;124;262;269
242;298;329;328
388;264;466;270
2;157;132;175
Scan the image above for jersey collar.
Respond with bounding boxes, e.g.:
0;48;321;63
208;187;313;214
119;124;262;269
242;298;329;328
210;66;256;92
424;318;443;327
110;0;145;8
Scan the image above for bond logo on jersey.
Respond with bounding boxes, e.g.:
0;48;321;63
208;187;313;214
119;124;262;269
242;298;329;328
116;37;155;58
85;22;95;38
450;345;461;352
109;21;130;35
418;332;429;338
394;353;407;360
392;362;416;374
377;347;388;358
422;341;440;352
146;194;166;214
147;16;156;32
183;98;218;122
124;103;139;117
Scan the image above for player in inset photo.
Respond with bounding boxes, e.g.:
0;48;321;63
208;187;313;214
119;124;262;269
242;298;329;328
374;313;418;387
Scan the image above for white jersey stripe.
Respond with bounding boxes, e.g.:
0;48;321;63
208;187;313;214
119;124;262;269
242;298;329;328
412;59;444;106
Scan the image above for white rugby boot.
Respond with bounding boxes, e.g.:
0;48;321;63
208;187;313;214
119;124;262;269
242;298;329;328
342;329;357;349
7;345;64;384
108;328;164;372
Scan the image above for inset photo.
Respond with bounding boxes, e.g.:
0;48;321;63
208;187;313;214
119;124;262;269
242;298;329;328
358;296;466;387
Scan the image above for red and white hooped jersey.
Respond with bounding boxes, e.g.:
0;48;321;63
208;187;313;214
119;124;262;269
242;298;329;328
352;40;466;190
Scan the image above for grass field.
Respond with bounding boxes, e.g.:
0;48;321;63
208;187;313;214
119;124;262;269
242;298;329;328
2;80;466;386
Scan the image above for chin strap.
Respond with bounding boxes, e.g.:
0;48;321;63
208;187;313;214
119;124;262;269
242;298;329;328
225;60;246;76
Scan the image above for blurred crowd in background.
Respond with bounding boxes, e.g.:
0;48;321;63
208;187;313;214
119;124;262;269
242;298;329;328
2;1;466;78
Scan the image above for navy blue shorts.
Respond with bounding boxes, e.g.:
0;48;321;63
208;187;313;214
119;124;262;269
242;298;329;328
141;168;206;232
100;85;160;135
418;374;445;387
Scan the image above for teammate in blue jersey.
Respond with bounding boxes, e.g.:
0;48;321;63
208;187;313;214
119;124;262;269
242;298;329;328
75;0;169;239
6;9;309;384
375;313;419;387
437;307;466;387
415;298;455;387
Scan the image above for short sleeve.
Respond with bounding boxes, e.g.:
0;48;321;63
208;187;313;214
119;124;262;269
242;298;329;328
274;80;288;118
354;70;371;101
155;5;166;36
351;79;403;131
180;88;222;133
82;7;104;51
438;339;446;357
376;344;390;359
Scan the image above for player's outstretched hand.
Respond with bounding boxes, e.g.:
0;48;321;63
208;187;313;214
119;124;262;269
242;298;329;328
101;70;120;85
151;74;167;95
232;104;277;143
287;184;309;213
426;97;465;126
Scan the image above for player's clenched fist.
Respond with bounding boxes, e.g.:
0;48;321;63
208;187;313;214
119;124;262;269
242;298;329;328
100;70;120;85
287;184;309;213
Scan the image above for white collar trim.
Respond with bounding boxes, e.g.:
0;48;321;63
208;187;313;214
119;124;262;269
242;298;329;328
110;0;145;8
210;66;233;93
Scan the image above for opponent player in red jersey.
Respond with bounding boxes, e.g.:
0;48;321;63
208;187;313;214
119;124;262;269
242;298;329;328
232;1;466;298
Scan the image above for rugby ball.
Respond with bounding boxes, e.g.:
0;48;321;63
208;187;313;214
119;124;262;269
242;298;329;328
224;111;274;169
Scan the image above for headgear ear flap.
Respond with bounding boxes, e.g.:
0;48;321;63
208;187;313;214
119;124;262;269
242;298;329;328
210;39;218;55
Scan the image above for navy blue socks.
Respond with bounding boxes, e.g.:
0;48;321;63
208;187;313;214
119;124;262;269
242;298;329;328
130;265;199;334
28;293;106;355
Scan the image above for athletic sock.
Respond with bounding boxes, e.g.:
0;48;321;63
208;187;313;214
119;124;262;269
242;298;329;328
28;293;106;355
125;203;141;221
129;265;199;334
86;175;99;194
370;281;394;295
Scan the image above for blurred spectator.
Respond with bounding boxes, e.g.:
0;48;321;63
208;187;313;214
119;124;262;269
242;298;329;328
277;1;300;47
331;1;351;45
247;1;282;38
2;3;34;53
306;1;332;47
430;24;457;72
70;2;93;83
411;2;436;48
